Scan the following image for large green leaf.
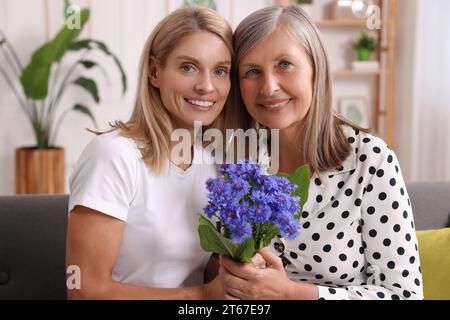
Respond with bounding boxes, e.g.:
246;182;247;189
198;216;235;257
232;237;255;263
69;39;127;95
51;9;90;62
20;8;90;99
73;104;97;127
73;77;100;103
277;165;310;219
198;216;255;263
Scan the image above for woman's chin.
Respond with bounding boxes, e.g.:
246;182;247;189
258;120;293;130
186;115;217;127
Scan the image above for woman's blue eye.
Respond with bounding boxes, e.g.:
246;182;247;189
279;61;292;69
246;68;260;77
181;65;195;72
215;69;228;77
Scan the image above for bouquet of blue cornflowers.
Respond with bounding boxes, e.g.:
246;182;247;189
198;161;309;263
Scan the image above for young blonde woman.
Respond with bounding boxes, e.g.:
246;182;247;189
218;4;424;300
66;7;234;299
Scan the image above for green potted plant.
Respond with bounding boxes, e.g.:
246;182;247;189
353;32;377;61
0;0;126;194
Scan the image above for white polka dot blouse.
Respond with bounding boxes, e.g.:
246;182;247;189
270;126;424;300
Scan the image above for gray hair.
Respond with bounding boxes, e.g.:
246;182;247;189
234;4;367;174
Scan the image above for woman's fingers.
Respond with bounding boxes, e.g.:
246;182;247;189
251;253;267;269
221;266;250;299
220;256;259;279
258;248;283;270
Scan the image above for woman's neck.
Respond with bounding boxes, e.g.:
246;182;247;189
278;123;306;175
169;121;196;171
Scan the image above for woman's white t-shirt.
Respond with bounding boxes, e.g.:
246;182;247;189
68;130;216;288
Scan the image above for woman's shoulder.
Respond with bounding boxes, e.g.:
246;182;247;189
82;129;141;161
340;125;399;173
343;125;391;156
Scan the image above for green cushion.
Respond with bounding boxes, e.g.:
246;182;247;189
416;228;450;300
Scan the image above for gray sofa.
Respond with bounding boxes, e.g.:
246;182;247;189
0;182;449;300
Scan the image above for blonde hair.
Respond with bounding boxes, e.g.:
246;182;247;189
233;4;369;174
95;7;234;174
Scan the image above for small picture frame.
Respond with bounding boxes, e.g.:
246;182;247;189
339;97;370;128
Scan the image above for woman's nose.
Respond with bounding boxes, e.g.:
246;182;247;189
260;73;280;96
194;73;214;94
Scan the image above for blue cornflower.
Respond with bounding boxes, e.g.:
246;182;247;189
219;205;240;226
204;203;217;218
228;220;253;244
237;201;251;218
232;178;250;199
204;161;302;244
285;219;301;240
272;210;294;238
251;204;272;222
250;190;266;203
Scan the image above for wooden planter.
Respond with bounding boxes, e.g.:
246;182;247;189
15;147;65;194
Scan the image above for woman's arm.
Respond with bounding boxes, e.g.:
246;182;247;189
66;205;219;299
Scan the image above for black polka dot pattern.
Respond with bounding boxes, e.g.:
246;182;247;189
270;127;423;300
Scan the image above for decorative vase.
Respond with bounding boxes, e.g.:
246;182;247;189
357;48;373;61
15;147;65;194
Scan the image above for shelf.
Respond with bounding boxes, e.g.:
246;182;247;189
308;0;396;148
316;19;384;28
333;69;382;77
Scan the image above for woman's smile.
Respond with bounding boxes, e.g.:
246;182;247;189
257;98;293;112
184;98;216;111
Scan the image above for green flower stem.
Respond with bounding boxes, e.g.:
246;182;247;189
254;223;265;251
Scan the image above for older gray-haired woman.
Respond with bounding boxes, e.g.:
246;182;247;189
218;4;423;300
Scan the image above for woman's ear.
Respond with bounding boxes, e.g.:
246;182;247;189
149;56;160;88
